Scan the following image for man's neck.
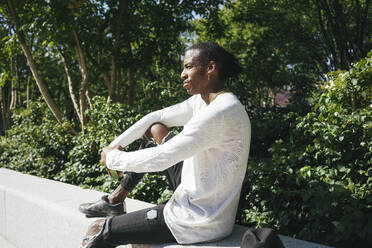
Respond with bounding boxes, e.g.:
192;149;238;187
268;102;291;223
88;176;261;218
201;86;225;105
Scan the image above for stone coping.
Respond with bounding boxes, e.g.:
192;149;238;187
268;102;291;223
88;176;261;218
0;234;16;248
0;168;333;248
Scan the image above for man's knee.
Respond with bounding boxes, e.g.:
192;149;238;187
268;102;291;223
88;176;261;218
146;123;169;144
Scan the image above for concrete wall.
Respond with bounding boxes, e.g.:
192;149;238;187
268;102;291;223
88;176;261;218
0;168;153;248
0;168;332;248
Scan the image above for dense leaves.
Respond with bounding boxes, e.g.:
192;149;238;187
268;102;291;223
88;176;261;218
1;0;371;247
1;53;371;247
0;100;74;178
0;94;174;196
239;53;372;248
194;0;372;108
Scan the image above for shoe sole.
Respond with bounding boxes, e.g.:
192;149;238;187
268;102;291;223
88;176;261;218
83;211;126;218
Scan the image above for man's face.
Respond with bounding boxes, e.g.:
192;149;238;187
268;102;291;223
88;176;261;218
180;49;209;95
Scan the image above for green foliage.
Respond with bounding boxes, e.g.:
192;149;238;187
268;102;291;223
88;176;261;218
0;96;170;200
239;54;372;247
54;96;146;193
130;173;173;204
1;0;371;245
138;67;189;111
0;55;371;247
247;105;309;158
194;0;372;109
0;100;74;178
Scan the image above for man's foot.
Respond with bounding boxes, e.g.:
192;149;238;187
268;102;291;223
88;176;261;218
79;195;126;218
81;219;113;248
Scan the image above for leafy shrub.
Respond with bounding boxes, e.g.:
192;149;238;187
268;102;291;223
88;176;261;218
137;69;188;112
247;105;309;158
0;96;171;200
130;173;173;204
55;96;173;198
1;55;371;247
238;53;372;247
55;96;143;190
0;100;74;179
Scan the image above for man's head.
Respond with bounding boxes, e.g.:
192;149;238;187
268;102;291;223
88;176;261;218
181;42;241;95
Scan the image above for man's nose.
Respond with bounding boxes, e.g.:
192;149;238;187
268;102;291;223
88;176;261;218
180;69;187;80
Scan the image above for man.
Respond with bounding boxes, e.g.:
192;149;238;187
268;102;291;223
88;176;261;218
80;42;251;248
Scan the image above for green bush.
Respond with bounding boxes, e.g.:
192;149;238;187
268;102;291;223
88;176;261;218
130;173;173;204
53;96;173;198
1;55;371;247
0;96;171;200
0;100;74;179
247;105;309;158
54;96;144;191
239;54;372;247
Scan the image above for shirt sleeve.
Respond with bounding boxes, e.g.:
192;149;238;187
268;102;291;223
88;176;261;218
109;96;195;148
106;105;225;173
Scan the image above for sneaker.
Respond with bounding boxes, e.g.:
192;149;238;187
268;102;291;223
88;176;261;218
79;195;126;218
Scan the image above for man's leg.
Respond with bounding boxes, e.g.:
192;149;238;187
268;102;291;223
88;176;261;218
145;123;183;192
158;130;183;192
79;123;182;217
79;131;154;217
107;136;154;205
81;124;180;247
81;204;176;247
110;122;183;201
107;122;171;204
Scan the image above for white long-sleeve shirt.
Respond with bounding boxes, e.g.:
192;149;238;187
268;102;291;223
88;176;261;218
107;93;251;244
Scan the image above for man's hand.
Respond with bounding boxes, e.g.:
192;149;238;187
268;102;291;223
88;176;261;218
100;145;122;167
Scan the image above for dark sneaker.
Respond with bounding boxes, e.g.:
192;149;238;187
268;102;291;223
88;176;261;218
79;195;126;218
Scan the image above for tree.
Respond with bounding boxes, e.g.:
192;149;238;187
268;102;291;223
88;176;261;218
194;0;372;107
0;0;224;134
315;0;371;70
1;0;78;135
1;4;39;134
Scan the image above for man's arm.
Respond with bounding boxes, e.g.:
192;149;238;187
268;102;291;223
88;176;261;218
105;105;226;173
109;96;195;148
100;146;120;167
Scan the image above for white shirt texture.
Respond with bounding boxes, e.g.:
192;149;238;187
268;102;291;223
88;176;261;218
107;93;251;244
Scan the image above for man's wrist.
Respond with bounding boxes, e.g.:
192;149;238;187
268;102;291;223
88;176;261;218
106;149;122;169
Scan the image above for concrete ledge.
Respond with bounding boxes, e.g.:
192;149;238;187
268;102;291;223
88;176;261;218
0;168;332;248
0;235;16;248
0;168;153;248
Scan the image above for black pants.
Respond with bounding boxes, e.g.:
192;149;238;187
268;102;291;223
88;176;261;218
100;204;175;246
100;133;182;247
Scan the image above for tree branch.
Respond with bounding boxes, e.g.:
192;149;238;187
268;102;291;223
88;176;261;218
59;50;83;126
73;30;88;133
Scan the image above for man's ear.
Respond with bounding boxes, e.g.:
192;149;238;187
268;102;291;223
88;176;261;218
207;61;217;73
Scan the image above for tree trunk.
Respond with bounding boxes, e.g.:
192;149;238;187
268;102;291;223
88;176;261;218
85;90;93;109
6;0;78;136
125;41;136;106
106;0;128;102
0;81;12;135
26;76;30;108
59;51;84;128
127;65;135;106
9;56;16;110
73;30;89;133
116;67;124;102
106;57;116;102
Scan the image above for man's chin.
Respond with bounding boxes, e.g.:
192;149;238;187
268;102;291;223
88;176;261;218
184;87;198;95
185;88;193;95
